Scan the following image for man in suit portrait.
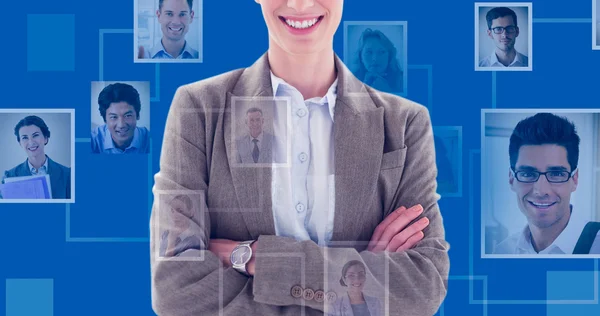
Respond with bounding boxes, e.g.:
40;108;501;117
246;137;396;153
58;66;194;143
235;107;284;164
150;0;449;315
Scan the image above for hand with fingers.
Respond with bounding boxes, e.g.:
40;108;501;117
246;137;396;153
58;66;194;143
367;204;430;253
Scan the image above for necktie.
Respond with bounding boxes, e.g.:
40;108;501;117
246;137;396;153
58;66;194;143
252;139;259;163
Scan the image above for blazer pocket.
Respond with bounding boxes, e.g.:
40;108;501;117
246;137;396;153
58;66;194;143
380;145;407;170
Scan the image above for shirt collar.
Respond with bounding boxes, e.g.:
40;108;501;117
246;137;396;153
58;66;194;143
517;205;583;254
103;125;142;152
248;131;263;143
490;50;524;67
28;155;49;174
269;71;338;122
149;39;195;59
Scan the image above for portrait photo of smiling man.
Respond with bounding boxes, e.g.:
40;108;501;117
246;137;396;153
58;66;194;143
482;111;600;256
91;82;151;154
135;0;202;62
475;4;532;71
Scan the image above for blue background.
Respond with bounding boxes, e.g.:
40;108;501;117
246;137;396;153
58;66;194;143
1;0;599;315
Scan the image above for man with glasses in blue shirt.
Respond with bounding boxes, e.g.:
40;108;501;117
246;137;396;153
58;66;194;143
479;7;528;68
495;113;600;254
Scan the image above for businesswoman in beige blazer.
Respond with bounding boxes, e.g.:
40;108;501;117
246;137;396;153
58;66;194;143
150;0;450;315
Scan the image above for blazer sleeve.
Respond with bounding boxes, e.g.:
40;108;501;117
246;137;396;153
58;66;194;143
150;86;325;316
251;107;449;316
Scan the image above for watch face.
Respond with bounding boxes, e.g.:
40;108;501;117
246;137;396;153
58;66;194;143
231;246;251;265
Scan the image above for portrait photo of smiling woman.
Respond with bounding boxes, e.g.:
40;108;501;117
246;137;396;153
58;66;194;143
0;111;73;201
91;82;151;154
150;0;449;314
344;21;407;96
328;260;383;316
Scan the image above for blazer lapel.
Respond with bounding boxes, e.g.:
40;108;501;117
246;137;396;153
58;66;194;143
331;56;385;243
225;53;277;238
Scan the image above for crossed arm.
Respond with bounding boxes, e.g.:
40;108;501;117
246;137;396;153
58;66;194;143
150;86;449;315
209;204;431;276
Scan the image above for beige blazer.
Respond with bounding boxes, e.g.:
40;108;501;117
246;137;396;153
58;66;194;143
150;53;450;316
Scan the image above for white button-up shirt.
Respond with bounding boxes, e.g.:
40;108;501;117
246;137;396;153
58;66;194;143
270;72;337;246
479;50;529;67
494;210;600;254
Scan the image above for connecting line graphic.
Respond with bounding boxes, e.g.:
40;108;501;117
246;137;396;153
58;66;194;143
98;29;161;102
490;18;593;108
465;149;599;306
63;28;164;242
64;138;152;243
438;275;488;316
491;72;496;109
407;64;433;116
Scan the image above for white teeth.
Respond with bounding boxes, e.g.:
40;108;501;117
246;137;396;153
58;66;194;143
286;18;319;29
531;202;553;207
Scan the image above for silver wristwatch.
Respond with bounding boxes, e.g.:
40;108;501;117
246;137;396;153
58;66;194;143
230;240;255;276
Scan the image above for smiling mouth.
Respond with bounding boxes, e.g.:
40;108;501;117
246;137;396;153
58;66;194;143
168;26;183;32
115;130;130;137
28;145;39;151
279;15;324;30
528;201;557;210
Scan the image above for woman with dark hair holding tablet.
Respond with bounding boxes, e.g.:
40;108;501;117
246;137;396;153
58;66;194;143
2;115;71;199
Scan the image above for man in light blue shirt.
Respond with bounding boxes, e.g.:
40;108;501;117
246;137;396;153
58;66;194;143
91;83;150;154
137;0;199;60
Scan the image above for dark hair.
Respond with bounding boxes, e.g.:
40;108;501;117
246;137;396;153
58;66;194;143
339;260;366;287
159;0;193;11
509;113;580;171
98;83;141;122
14;115;51;145
246;107;263;116
486;7;518;29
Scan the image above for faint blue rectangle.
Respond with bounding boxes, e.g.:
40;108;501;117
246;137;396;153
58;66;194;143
547;271;595;301
547;304;600;316
6;279;53;316
27;14;75;71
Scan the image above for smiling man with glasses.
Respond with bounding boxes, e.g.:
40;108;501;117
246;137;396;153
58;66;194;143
494;113;600;254
479;7;529;68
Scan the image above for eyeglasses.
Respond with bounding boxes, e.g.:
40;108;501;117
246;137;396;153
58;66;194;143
490;25;517;34
512;168;577;183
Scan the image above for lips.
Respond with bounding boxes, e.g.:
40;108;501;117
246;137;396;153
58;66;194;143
115;130;130;137
168;26;183;33
279;15;324;34
528;200;558;210
28;145;39;152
